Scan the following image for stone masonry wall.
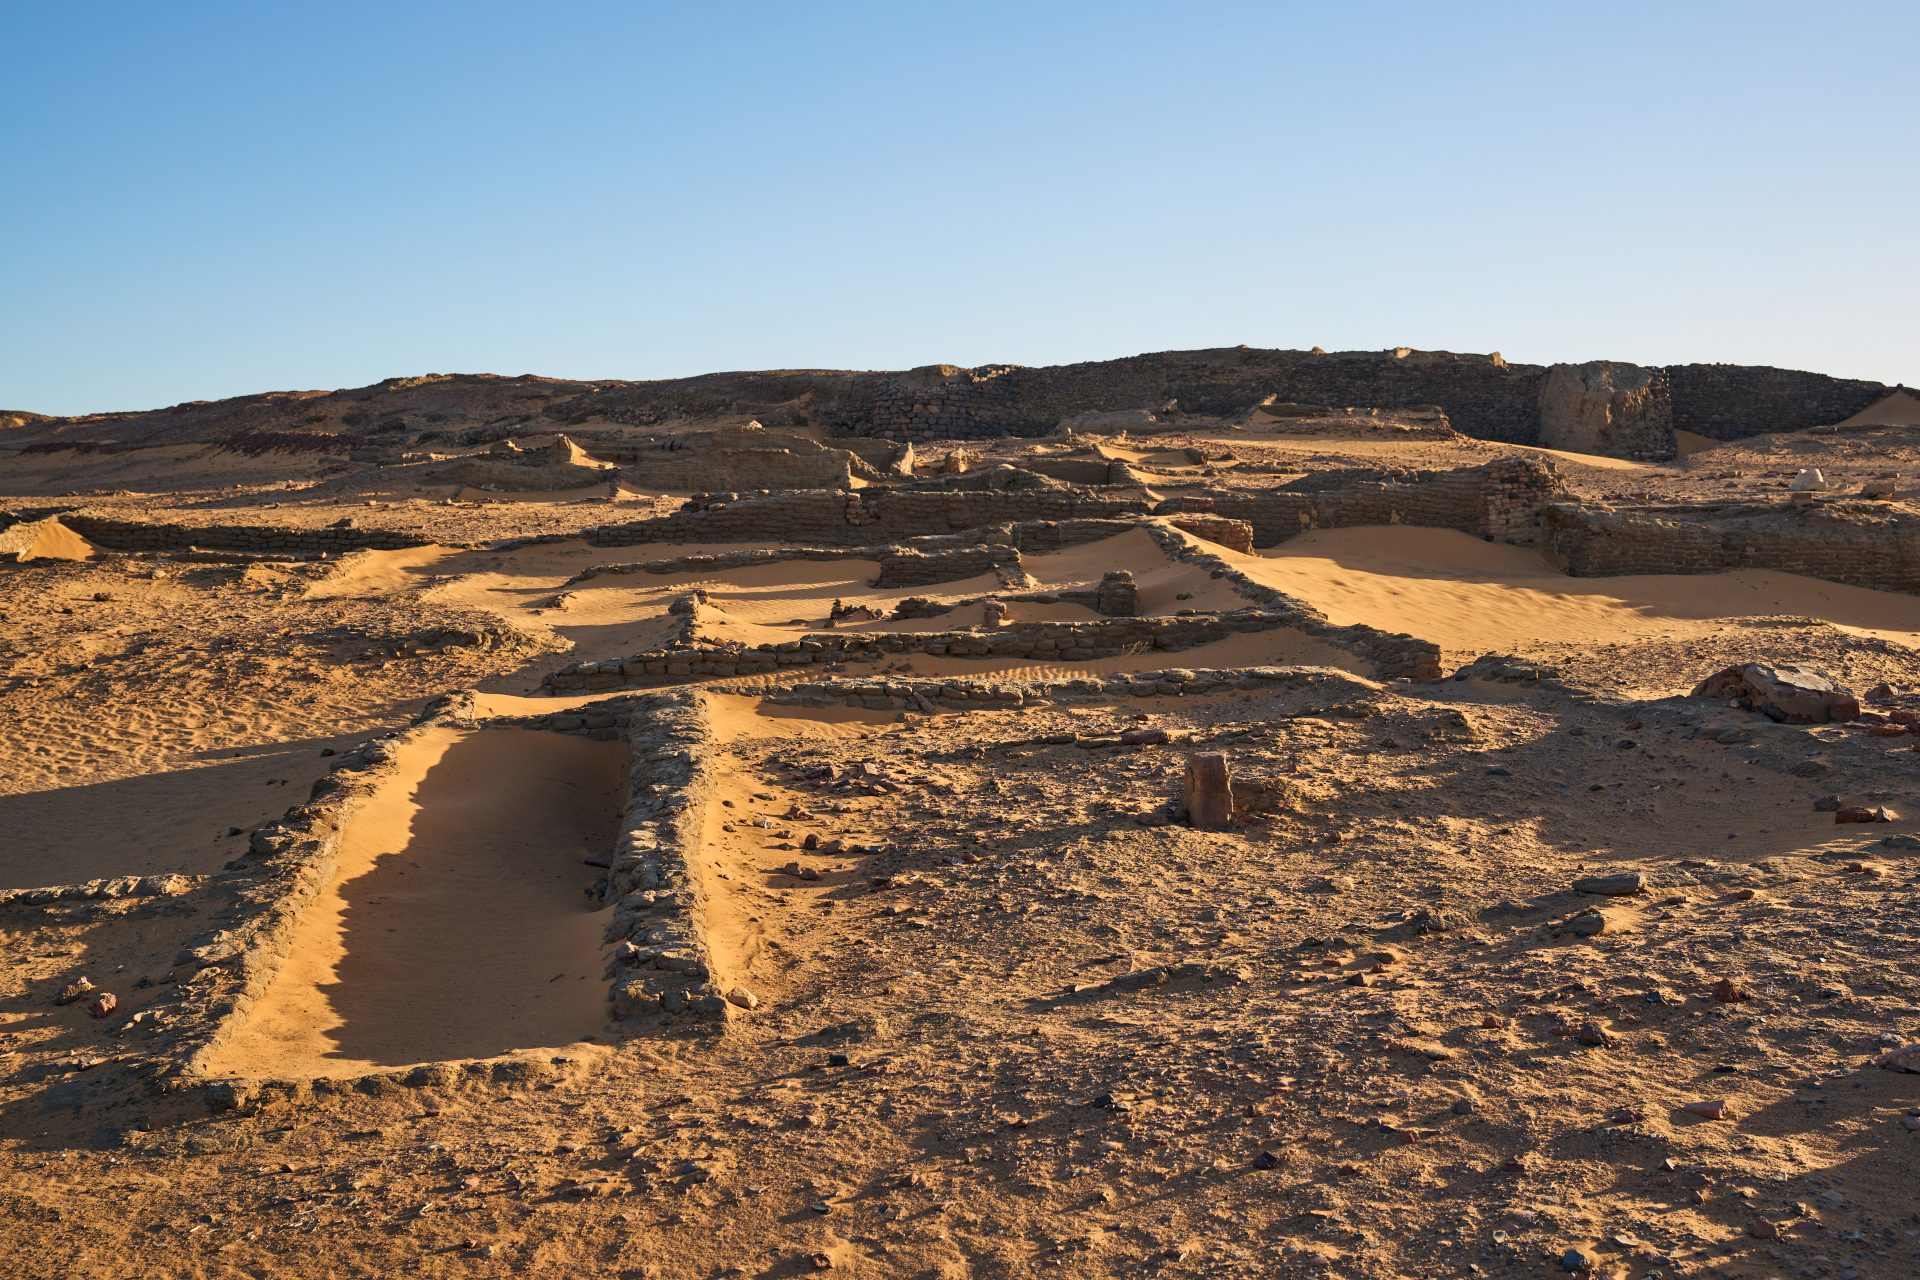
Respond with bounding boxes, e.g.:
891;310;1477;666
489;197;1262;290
57;514;427;554
1539;502;1920;592
540;609;1358;694
1165;457;1562;548
1668;365;1894;440
582;490;1153;548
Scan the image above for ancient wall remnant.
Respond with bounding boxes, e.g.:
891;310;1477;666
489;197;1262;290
1539;501;1920;592
1538;362;1676;461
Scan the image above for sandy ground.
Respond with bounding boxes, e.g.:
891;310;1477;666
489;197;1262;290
1238;527;1920;691
4;423;1920;1279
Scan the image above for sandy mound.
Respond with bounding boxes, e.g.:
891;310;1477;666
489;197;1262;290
0;516;95;562
1832;389;1920;428
201;727;623;1077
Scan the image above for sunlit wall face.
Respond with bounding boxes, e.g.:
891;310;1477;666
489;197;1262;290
2;1;1914;416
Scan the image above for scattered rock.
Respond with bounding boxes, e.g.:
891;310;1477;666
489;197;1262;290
1682;1099;1729;1121
724;986;760;1011
1712;977;1750;1003
1875;1045;1920;1074
1573;1020;1614;1047
1835;805;1896;824
1573;872;1645;896
1565;909;1609;937
55;977;96;1006
1691;662;1859;724
87;992;117;1019
1789;467;1829;493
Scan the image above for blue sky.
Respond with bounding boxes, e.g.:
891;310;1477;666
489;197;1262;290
3;2;1915;415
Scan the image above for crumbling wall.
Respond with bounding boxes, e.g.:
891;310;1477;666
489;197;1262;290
1539;502;1920;592
1669;365;1893;440
1162;458;1562;548
55;514;427;554
540;607;1385;694
583;489;1153;547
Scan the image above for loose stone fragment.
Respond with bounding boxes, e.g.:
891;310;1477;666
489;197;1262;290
1573;872;1645;896
1184;752;1234;830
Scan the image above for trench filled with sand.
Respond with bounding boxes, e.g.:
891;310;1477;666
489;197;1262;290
201;727;623;1078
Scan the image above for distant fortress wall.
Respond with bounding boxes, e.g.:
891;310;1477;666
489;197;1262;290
556;349;1898;460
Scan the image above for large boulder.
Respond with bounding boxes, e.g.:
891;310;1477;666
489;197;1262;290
1538;361;1676;461
1690;662;1860;724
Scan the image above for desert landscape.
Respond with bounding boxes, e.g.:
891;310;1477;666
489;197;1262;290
1;347;1918;1278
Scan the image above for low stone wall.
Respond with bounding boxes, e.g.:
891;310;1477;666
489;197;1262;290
570;519;1137;589
541;609;1355;694
872;543;1019;588
0;873;202;910
583;488;1153;547
56;514;427;554
579;461;1562;552
598;691;731;1024
759;665;1376;712
1539;501;1920;592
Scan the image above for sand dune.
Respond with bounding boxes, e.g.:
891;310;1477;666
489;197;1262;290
202;727;622;1077
1240;525;1920;658
0;743;336;889
1833;389;1920;428
0;516;95;562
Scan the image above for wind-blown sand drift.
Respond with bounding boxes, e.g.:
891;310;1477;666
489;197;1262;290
1241;525;1920;666
202;727;623;1078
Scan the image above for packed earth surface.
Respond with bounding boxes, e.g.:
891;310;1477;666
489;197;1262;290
3;351;1920;1279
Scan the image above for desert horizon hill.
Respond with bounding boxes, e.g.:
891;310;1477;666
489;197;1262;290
2;344;1913;463
4;337;1920;1278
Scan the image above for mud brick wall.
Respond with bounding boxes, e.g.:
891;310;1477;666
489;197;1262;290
576;460;1560;557
60;514;426;554
1163;513;1256;553
1668;365;1894;440
1539;502;1920;592
604;448;852;491
1184;458;1561;548
872;544;1020;588
573;520;1138;586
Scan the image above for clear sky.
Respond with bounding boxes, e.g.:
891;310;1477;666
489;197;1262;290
3;1;1915;416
